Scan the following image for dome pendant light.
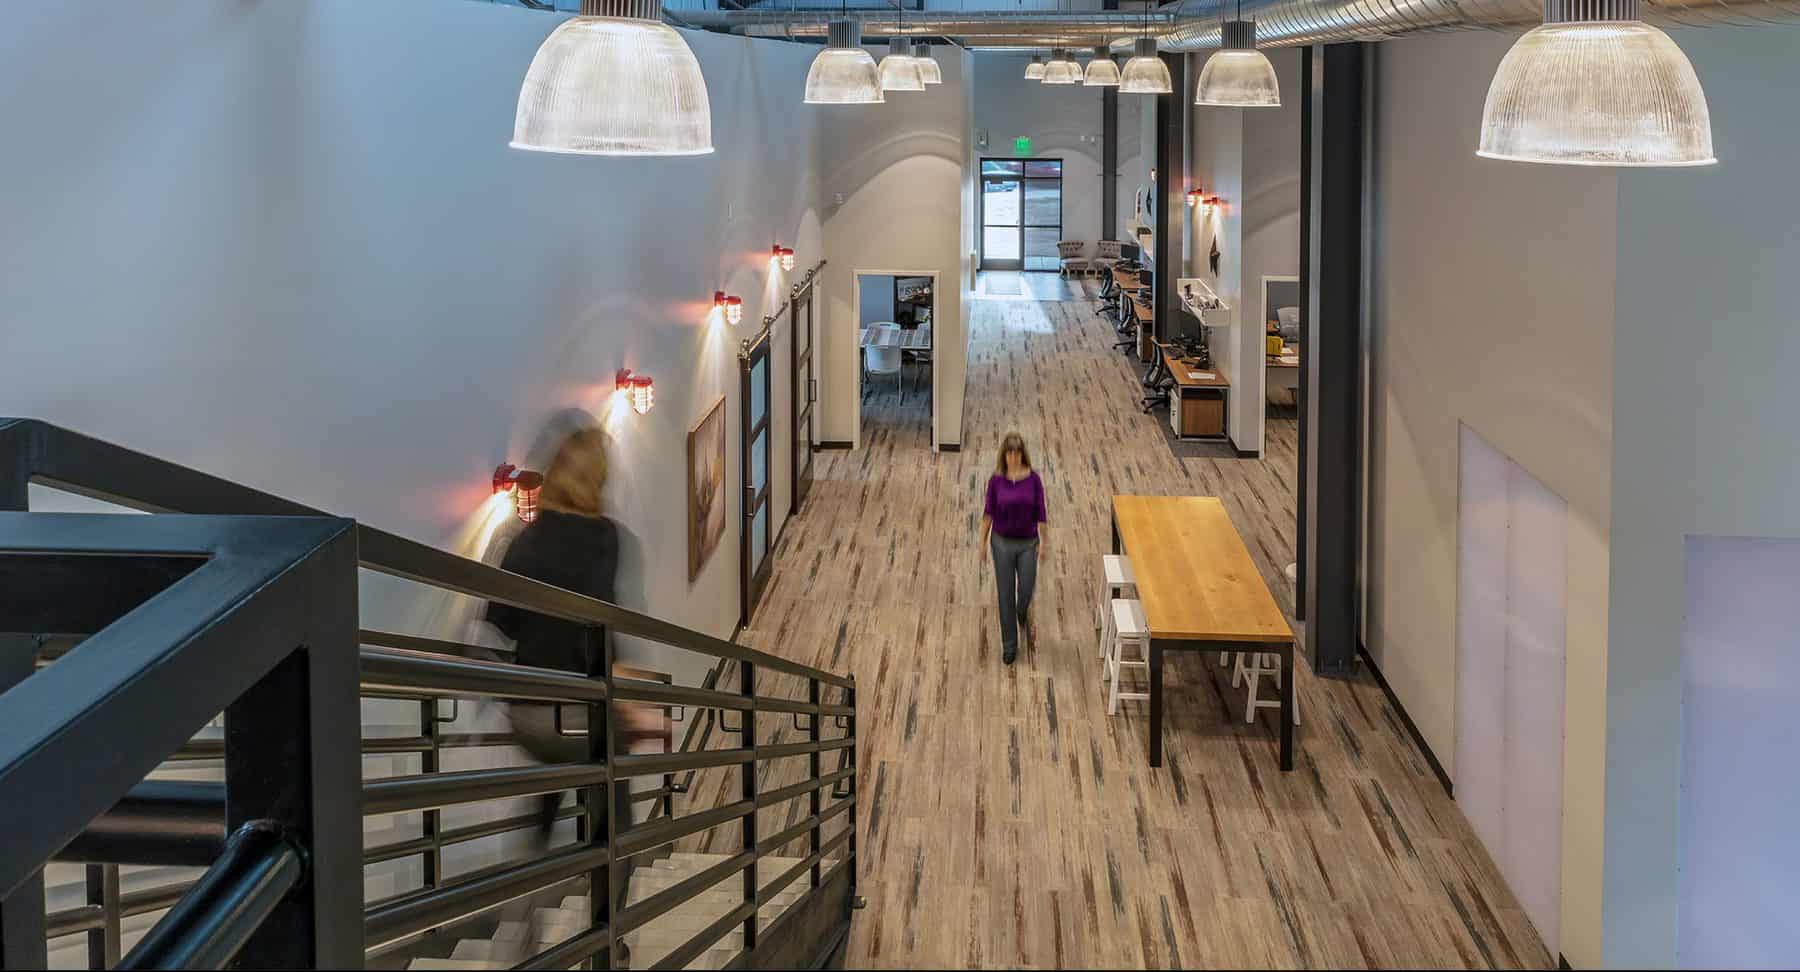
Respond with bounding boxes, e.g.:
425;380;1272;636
879;37;926;91
1478;0;1714;166
1195;18;1280;107
512;0;713;156
805;18;885;104
1025;52;1048;80
1085;45;1121;87
912;41;944;85
1043;48;1082;85
1121;38;1172;95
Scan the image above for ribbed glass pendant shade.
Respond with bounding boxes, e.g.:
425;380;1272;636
1043;48;1082;85
1025;53;1047;80
879;37;925;91
805;19;884;104
912;41;943;84
1478;0;1715;166
1085;46;1121;87
1120;38;1173;94
1195;21;1280;107
512;0;712;156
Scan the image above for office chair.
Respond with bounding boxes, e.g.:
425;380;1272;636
1140;351;1172;413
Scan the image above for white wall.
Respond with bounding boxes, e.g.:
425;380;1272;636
819;46;972;447
1183;48;1300;453
974;54;1106;249
1365;30;1617;968
1601;25;1800;969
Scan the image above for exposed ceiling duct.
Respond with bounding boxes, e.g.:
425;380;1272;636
681;0;1799;49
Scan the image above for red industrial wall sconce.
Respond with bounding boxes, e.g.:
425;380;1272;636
771;244;795;271
714;291;743;326
616;369;655;415
492;463;544;523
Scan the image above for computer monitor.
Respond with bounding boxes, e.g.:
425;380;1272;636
1119;241;1142;263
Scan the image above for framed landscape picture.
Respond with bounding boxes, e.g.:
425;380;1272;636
688;395;727;581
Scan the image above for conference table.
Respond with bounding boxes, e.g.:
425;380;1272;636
1110;494;1297;770
859;324;931;397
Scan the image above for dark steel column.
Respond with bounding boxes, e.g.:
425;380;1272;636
1295;48;1311;621
1102;0;1119;242
1301;43;1365;677
1152;53;1188;353
222;529;363;968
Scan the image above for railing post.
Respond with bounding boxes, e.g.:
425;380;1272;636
846;676;858;906
588;624;614;972
84;864;121;968
222;528;362;968
808;678;822;889
739;661;758;954
0;633;47;970
421;699;442;895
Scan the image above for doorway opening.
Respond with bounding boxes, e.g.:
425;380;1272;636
853;272;935;446
979;158;1063;271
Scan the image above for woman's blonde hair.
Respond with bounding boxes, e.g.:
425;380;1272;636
539;427;610;517
994;432;1032;475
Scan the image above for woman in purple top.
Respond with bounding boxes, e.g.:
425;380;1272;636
980;432;1048;664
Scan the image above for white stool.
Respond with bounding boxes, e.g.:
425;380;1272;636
1094;554;1137;657
1105;598;1150;715
1231;651;1301;726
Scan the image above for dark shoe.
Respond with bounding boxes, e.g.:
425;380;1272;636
1002;647;1017;665
1024;613;1037;649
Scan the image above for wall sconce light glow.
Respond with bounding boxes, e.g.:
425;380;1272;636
1084;46;1121;87
1120;38;1172;95
1025;53;1047;81
1186;188;1203;207
911;41;943;85
1195;21;1280;107
617;369;655;415
511;0;713;156
1478;0;1714;166
772;245;796;271
492;463;546;524
714;291;744;326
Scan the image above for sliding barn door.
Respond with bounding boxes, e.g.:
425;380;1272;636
739;331;774;627
790;281;816;515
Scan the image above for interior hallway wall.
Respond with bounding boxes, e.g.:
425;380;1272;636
819;45;972;448
1365;30;1617;968
973;54;1107;251
1602;24;1800;969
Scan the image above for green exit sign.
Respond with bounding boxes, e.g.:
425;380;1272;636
1012;136;1032;157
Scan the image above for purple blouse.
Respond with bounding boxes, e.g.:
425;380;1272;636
985;471;1048;540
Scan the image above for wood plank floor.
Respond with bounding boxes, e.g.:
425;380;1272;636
709;273;1551;969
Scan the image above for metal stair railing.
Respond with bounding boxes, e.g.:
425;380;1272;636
2;418;860;971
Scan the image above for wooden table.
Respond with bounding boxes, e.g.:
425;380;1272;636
1161;347;1230;440
1266;352;1299;394
1110;495;1296;770
859;325;930;350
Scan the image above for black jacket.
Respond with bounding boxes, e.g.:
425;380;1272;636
484;510;620;673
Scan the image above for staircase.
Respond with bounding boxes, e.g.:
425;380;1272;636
0;418;859;971
408;853;809;971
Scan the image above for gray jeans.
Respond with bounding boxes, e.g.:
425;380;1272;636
990;534;1039;657
510;702;635;910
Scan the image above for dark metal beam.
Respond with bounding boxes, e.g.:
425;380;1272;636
1152;52;1188;354
1301;43;1365;677
1102;0;1119;242
1296;46;1311;620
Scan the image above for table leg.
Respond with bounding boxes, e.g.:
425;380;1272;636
1279;642;1294;771
1149;638;1165;767
1111;511;1120;556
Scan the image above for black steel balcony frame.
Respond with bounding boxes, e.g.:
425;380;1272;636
1;418;859;971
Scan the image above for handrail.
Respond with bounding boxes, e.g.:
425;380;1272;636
0;418;850;688
116;821;306;971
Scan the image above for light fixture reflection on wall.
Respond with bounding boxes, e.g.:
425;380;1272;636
1478;0;1714;166
714;291;744;325
1187;188;1220;209
492;463;546;524
616;369;655;415
511;0;713;156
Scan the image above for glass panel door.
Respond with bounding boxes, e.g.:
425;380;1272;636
791;283;816;514
740;333;774;626
980;158;1062;271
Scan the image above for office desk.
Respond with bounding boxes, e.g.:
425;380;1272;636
1266;353;1299;395
1110;495;1296;770
1161;347;1229;440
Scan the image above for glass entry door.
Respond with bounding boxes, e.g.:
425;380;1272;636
740;331;774;626
979;158;1063;271
790;282;816;515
